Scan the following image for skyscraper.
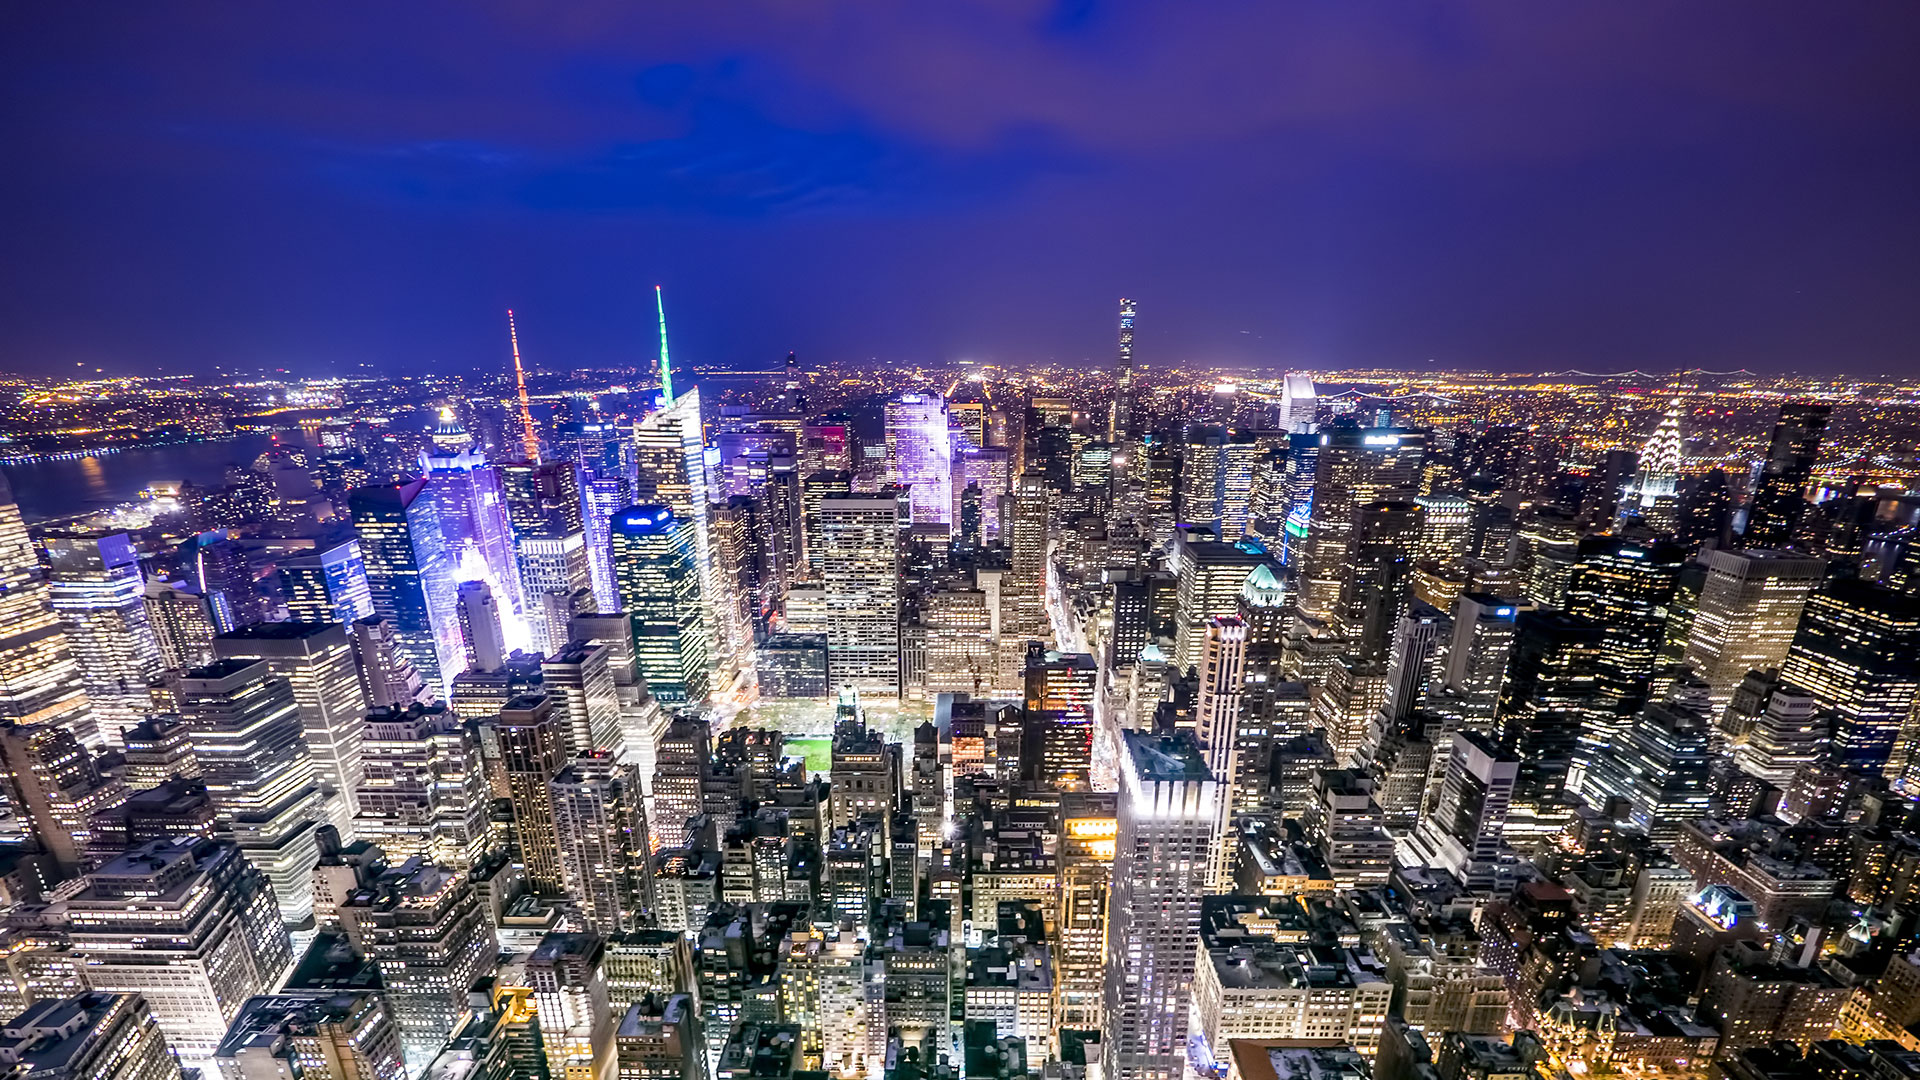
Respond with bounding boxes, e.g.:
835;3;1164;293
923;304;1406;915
610;505;709;706
456;579;507;673
550;757;653;934
213;622;370;836
336;860;493;1074
1681;548;1825;708
1560;535;1685;791
353;702;490;866
885;394;954;527
144;579;217;673
175;660;327;927
1298;427;1426;620
1409;730;1517;892
818;493;903;697
1743;402;1831;548
1109;298;1136;444
0;477;98;749
1435;594;1521;729
1616;403;1684;531
489;692;568;896
0;721;125;877
42;532;163;745
1778;578;1920;775
278;540;375;627
1495;611;1604;846
349;478;461;697
1024;650;1098;792
1103;731;1218;1080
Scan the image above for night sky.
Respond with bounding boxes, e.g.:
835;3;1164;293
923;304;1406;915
3;4;1918;378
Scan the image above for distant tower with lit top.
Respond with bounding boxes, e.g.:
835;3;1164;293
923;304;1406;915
1109;298;1136;444
1617;402;1684;532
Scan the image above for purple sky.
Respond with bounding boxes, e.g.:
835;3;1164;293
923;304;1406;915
3;3;1918;378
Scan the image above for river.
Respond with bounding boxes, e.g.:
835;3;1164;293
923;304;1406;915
0;435;283;523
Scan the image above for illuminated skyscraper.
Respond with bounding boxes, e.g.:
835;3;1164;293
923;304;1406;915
488;693;568;896
1682;548;1825;708
1560;535;1685;792
349;616;428;711
0;721;125;877
349;479;462;697
1494;611;1603;846
213;622;370;836
1779;578;1920;776
885;394;954;527
1299;428;1426;620
818;493;903;697
1589;674;1713;842
456;578;507;673
1024;650;1097;792
1408;730;1517;891
1335;500;1424;661
353;702;489;866
1616;403;1684;531
279;540;374;626
1103;731;1218;1080
501;461;592;655
1434;594;1521;729
419;424;524;649
1055;792;1117;1032
634;388;716;667
1170;532;1269;671
543;641;624;757
336;860;493;1074
610;505;709;706
1109;298;1136;444
551;758;653;934
43;532;162;746
1743;401;1831;548
144;579;217;672
0;477;98;749
175;659;327;927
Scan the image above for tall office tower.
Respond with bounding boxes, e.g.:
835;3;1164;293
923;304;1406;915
635;388;717;663
280;540;375;626
1025;650;1098;792
175;660;327;927
923;579;996;696
615;994;706;1080
0;993;182;1080
144;579;217;672
1055;792;1117;1032
1109;298;1136;443
953;446;1010;542
522;933;615;1080
1303;769;1394;889
1336;500;1425;660
552;759;653;934
800;470;853;582
215;992;405;1080
1414;495;1473;563
817;493;903;697
1298;427;1427;620
1435;594;1521;729
1494;611;1604;847
610;506;708;705
580;472;632;614
0;479;98;749
62;838;291;1060
1561;535;1685;790
419;423;524;644
349;478;462;697
196;539;272;634
487;693;568;895
1589;675;1712;842
1136;436;1181;549
455;579;507;673
1170;532;1269;670
885;394;954;527
1515;508;1580;608
709;496;762;662
1103;731;1218;1080
1733;686;1826;786
1676;468;1733;551
543;642;623;758
43;532;163;744
1616;402;1684;532
122;715;199;791
1682;549;1826;707
1002;472;1052;640
571;613;669;774
1408;730;1517;892
1778;579;1920;776
0;722;125;877
353;702;489;866
650;717;710;850
1194;616;1247;777
1383;600;1450;722
213;622;370;834
349;617;428;710
514;533;591;657
1744;402;1832;547
1277;374;1317;433
336;860;493;1074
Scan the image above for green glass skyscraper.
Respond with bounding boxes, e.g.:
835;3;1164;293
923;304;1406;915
610;505;709;705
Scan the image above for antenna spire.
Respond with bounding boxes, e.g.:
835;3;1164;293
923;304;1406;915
655;285;675;408
507;309;541;464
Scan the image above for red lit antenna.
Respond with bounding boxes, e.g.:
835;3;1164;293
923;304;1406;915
507;309;541;464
